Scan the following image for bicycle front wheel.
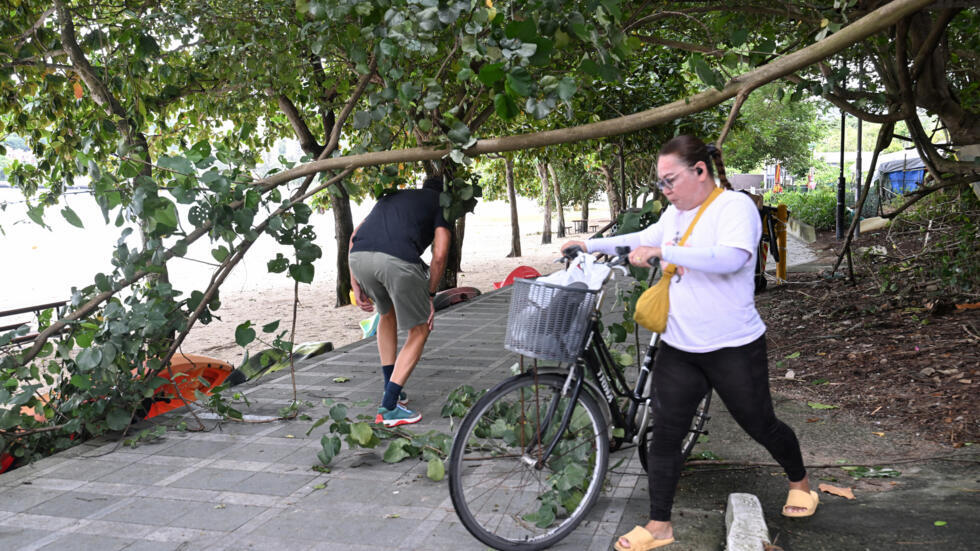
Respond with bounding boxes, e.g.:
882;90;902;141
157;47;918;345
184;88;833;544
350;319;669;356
448;372;609;551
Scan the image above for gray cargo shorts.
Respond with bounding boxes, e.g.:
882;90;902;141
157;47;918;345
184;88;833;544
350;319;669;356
349;251;431;331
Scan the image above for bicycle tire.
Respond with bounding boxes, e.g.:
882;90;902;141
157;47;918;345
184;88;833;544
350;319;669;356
637;391;712;472
448;372;609;551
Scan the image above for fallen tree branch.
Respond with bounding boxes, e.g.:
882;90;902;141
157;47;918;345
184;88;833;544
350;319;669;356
249;0;935;188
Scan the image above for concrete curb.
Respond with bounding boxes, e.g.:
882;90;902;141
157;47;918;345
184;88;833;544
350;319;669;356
725;493;770;551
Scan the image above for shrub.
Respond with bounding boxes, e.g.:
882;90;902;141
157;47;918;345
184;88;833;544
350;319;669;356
764;186;837;230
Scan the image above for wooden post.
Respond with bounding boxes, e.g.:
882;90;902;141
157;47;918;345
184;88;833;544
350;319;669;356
776;204;788;283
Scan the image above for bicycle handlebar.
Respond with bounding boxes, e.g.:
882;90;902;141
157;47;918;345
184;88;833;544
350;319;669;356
559;245;658;268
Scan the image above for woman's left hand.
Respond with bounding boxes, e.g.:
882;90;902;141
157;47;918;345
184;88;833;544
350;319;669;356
629;246;662;267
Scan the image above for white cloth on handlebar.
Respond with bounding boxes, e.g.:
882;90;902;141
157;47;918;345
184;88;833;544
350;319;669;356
536;252;611;291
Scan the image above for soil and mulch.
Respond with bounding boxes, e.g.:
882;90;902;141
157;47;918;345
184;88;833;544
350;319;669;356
758;230;979;447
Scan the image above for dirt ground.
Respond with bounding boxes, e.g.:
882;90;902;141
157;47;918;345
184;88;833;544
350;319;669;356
760;230;979;447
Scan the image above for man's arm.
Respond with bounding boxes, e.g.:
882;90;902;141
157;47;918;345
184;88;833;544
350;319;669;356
349;222;372;311
428;226;451;294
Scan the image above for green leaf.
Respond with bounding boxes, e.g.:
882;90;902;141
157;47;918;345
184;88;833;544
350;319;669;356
612;427;625;438
934;521;947;527
426;457;445;481
730;28;748;47
262;320;280;333
447;121;474;147
69;374;92;390
61;206;84;228
332;377;350;383
317;435;341;466
504;19;536;42
785;351;801;359
477;63;505;87
557;77;577;100
235;322;256;347
456;67;474;82
494;93;519;120
383;438;411;463
807;401;838;410
211;245;230;262
26;205;47;228
505;68;533;97
289;262;315;284
106;408;131;431
329;403;347;422
350;422;374;446
75;348;103;371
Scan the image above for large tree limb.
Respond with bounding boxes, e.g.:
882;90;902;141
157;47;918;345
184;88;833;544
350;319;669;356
54;1;142;150
251;0;934;189
272;91;324;156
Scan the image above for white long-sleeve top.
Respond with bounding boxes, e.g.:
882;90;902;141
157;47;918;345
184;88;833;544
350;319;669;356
586;190;766;352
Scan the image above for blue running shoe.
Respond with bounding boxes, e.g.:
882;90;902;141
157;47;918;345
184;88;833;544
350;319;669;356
375;404;422;427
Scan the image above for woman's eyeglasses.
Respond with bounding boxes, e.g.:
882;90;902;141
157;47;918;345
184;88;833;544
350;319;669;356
656;166;699;191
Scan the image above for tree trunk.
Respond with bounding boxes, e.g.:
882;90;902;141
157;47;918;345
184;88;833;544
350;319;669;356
549;163;566;238
333;183;354;307
600;164;622;220
618;143;627;212
505;157;521;257
537;161;552;244
582;197;590;227
440;215;465;289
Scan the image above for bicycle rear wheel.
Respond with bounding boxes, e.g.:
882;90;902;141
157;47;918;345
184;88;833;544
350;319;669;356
637;391;711;472
448;372;609;551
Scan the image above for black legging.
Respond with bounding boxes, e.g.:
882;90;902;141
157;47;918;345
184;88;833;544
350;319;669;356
647;334;806;521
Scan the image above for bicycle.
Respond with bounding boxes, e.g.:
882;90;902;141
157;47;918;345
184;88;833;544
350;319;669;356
754;204;782;293
447;247;711;551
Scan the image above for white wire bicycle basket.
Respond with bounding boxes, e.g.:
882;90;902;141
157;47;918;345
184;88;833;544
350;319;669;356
504;278;599;363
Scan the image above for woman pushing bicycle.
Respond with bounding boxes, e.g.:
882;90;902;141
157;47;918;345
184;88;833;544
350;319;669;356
562;135;817;551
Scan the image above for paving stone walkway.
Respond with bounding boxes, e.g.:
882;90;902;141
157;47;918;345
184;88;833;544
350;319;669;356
1;286;644;550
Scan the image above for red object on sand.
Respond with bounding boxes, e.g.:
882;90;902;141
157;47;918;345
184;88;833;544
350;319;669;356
433;287;482;311
493;266;541;289
144;354;234;418
0;452;13;474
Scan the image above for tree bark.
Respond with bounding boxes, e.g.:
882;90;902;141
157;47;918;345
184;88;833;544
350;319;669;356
440;215;465;289
600;164;621;220
537;161;552;244
332;183;354;307
505;156;521;257
549;163;566;238
582;197;590;228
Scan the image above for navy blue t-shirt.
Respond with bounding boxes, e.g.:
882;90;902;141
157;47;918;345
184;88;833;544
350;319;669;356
350;189;450;264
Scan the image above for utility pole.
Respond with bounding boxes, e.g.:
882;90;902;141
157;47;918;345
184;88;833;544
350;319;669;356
836;108;846;240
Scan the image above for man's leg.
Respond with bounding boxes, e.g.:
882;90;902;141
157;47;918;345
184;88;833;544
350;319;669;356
377;308;397;389
381;322;430;411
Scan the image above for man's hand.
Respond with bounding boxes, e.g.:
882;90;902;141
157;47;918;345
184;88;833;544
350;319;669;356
352;281;374;313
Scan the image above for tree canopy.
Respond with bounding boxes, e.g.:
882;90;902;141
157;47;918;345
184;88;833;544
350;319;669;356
2;0;977;464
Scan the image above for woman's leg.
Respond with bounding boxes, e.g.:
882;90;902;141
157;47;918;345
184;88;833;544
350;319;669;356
701;335;807;482
647;342;712;521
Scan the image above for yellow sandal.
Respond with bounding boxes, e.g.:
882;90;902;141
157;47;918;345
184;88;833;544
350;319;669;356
782;489;819;518
613;525;675;551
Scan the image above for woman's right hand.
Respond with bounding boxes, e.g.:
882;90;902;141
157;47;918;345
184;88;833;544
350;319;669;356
560;240;587;254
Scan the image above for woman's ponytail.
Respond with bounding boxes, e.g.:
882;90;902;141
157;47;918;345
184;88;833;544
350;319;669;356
706;144;732;190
